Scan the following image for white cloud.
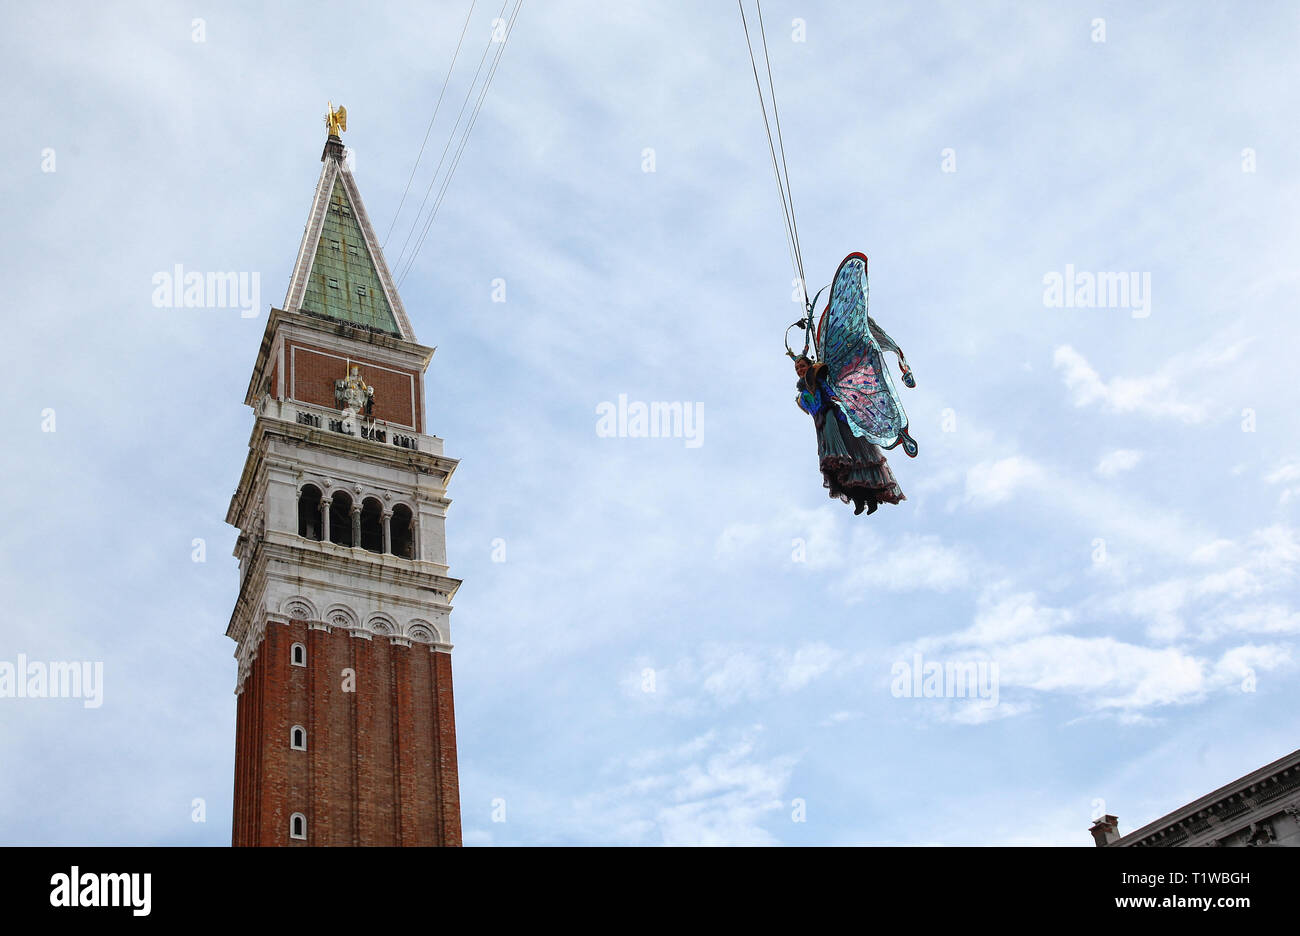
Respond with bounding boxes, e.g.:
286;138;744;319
1096;449;1143;477
840;534;972;596
1251;524;1300;570
950;449;1208;562
714;506;974;594
624;732;718;774
964;455;1043;505
997;635;1206;709
819;710;864;727
1114;524;1300;641
701;651;768;706
1212;643;1292;684
571;729;798;846
921;589;1068;649
1202;605;1300;640
1052;340;1249;424
713;506;842;571
1126;579;1192;641
905;584;1295;715
947;699;1034;724
1053;346;1202;422
781;643;843;692
627;642;854;713
1265;461;1300;484
1190;539;1235;563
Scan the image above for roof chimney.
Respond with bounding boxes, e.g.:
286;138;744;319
1089;815;1121;847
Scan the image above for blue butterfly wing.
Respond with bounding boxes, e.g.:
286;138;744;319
815;253;909;448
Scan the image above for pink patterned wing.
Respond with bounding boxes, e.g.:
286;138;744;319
815;253;909;448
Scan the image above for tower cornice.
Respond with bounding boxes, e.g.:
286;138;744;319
226;407;457;532
226;534;462;644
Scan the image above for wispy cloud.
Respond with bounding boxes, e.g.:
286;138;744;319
714;507;975;593
907;583;1294;715
965;455;1043;505
1265;460;1300;504
1096;449;1143;477
624;642;857;714
1113;524;1300;641
1052;339;1249;424
919;588;1069;650
571;729;798;846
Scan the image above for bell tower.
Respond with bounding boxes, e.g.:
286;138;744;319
225;108;463;846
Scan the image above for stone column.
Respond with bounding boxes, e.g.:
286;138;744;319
381;510;392;555
351;503;362;547
320;498;331;543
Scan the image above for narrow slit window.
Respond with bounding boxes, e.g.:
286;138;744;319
290;813;306;841
291;726;306;751
291;642;306;667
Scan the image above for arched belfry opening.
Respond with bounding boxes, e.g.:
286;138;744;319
391;504;414;559
360;498;384;553
298;485;323;540
329;492;353;547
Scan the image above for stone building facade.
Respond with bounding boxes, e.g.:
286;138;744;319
1091;747;1300;847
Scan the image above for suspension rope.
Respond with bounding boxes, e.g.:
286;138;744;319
755;0;805;295
390;0;512;279
397;0;522;287
738;0;806;308
383;0;478;248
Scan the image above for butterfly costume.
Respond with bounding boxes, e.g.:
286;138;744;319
793;252;917;515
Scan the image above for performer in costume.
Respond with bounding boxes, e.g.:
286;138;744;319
789;252;917;516
795;355;905;515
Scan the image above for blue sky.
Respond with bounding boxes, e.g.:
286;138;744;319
3;0;1299;845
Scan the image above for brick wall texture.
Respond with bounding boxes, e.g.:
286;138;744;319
232;620;461;846
287;342;421;430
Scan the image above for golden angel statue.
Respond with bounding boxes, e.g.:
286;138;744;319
326;102;348;136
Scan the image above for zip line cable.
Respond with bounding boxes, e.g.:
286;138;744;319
390;0;515;281
389;0;508;277
755;0;806;297
740;0;799;288
383;0;478;248
738;0;807;308
397;0;520;286
397;0;522;286
399;0;522;287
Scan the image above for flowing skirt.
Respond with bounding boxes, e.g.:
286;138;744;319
816;411;906;506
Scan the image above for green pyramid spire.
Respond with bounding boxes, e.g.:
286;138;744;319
299;179;401;335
